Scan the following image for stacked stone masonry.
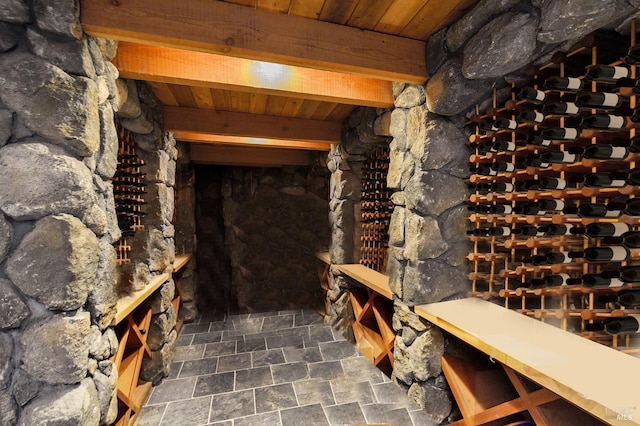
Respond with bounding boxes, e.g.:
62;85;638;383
0;1;197;424
327;1;640;423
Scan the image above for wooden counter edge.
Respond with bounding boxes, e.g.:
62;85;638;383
112;272;171;325
173;253;193;273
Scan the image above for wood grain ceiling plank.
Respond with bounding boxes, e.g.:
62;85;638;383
223;0;256;7
400;0;474;40
113;43;395;107
173;132;331;151
249;93;269;115
211;89;233;111
256;0;291;13
326;103;356;122
265;96;287;116
280;98;304;118
189;86;215;109
190;144;311;167
147;82;179;106
164;106;342;143
81;0;426;83
287;0;324;19
295;100;323;119
347;0;395;31
319;0;358;24
168;84;198;108
310;102;340;121
374;0;427;35
230;91;252;112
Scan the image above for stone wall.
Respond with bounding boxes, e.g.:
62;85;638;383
0;2;186;424
196;164;330;314
326;1;640;423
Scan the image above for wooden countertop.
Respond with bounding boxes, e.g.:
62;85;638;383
415;298;640;425
113;272;171;325
337;264;393;300
315;251;331;265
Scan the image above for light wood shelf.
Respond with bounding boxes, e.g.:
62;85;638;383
173;253;193;273
416;298;640;425
337;263;393;300
315;251;331;265
112;272;171;326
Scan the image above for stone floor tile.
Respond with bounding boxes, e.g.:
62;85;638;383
221;330;246;341
292;379;335;407
252;348;286;367
147;377;197;404
193;371;235;397
276;326;309;338
209;389;255;422
237;337;266;353
266;334;304;349
192;331;223;345
323;401;367;425
308;361;344;380
271;361;309;384
159;395;212;426
207;422;232;426
175;333;193;347
136;404;165;426
278;309;303;316
372;381;416;406
330;378;374;404
280;404;329;426
204;341;236;358
173;344;206;362
261;313;294;331
234;410;282;426
361;404;413;425
248;311;274;318
410;408;438;426
217;352;252;372
255;383;298;413
235;366;274;390
179;357;219;378
208;321;232;332
166;362;182;380
330;327;347;341
308;325;335;344
295;311;324;326
181;322;210;334
318;340;357;361
341;357;387;384
282;346;323;364
232;317;264;334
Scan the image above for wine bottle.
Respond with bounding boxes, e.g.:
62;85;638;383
575;92;627;111
543;76;584;92
539;150;580;165
620;265;640;282
562;202;626;217
492;139;521;152
538;199;566;211
542;273;582;286
585;65;631;82
488;226;515;236
583;246;629;262
478;120;499;132
493;118;518;130
585;222;630;238
545;250;584;264
518;225;545;236
539;127;580;141
580;113;640;131
542;101;580;116
525;278;548;289
518;87;576;103
491;181;524;192
582;271;624;288
582;144;629;160
583;172;628;188
489;204;514;214
621;231;640;249
539;176;571;190
545;223;585;236
624;198;640;216
603;315;640;335
517;110;545;124
625;44;640;65
618;291;640;307
527;134;553;147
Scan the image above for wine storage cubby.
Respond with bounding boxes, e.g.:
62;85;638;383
360;148;392;273
467;27;640;355
114;123;146;266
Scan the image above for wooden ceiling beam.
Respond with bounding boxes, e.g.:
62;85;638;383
173;132;332;151
80;0;427;84
113;43;394;108
189;144;311;167
163;106;341;144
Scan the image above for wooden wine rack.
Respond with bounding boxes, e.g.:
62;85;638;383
467;27;640;354
360;148;392;273
114;123;146;266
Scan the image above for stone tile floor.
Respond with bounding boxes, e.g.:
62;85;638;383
138;309;435;426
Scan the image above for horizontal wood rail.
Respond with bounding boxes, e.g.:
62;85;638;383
416;298;640;425
337;263;393;300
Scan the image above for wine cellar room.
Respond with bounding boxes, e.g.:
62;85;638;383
2;0;640;425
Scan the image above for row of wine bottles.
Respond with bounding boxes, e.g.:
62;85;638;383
470;198;640;217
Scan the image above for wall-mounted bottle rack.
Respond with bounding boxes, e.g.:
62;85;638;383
467;26;640;355
114;124;146;266
360;148;392;273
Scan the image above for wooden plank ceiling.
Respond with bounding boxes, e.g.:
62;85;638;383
81;0;477;166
